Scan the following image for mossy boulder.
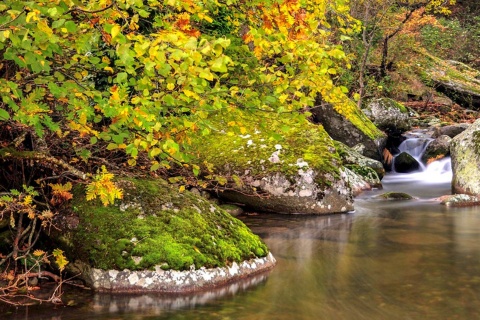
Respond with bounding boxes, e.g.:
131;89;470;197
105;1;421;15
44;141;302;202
420;53;480;109
191;111;353;214
376;192;414;200
362;98;410;133
451;119;480;195
310;101;387;161
65;178;269;274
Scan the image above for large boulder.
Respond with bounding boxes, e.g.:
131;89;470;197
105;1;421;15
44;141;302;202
191;112;354;214
58;178;274;292
310;101;387;161
362;98;411;133
451;119;480;195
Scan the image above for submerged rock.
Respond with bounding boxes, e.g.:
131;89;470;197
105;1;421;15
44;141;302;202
61;178;273;292
376;192;414;200
451;119;480;195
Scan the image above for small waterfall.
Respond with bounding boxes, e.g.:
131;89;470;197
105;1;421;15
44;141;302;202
388;132;452;184
396;138;432;171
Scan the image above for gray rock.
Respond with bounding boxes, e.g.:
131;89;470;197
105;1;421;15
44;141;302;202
311;102;387;161
393;152;420;173
334;141;385;179
363;98;410;132
439;194;480;207
451;119;480;195
432;123;469;138
343;167;377;196
421;135;451;164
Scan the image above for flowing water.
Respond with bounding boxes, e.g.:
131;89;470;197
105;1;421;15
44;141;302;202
4;144;480;319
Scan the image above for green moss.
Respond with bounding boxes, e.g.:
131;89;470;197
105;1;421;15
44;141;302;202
345;164;380;182
70;178;268;271
420;52;480;95
333;99;385;140
376;192;414;200
191;111;342;188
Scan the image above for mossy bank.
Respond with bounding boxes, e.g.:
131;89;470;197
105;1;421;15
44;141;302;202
62;178;274;291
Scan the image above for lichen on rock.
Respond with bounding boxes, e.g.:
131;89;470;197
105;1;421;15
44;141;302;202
451;119;480;195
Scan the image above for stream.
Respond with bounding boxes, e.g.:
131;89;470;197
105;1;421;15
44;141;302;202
5;146;480;319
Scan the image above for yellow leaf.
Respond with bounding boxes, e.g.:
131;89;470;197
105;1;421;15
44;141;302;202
104;66;114;73
167;83;175;90
179;185;185;193
111;24;121;40
33;250;45;257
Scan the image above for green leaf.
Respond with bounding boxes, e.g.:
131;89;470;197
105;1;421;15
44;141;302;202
0;109;10;121
211;56;233;73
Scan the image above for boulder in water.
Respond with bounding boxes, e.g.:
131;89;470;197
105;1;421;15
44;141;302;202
393;152;420;173
421;135;451;164
451;119;480;195
438;194;480;207
190;111;354;215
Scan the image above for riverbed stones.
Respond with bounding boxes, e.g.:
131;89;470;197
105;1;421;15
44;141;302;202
451;118;480;195
432;123;469;138
438;194;480;207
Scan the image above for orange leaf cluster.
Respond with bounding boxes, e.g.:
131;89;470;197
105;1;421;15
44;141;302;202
174;13;201;38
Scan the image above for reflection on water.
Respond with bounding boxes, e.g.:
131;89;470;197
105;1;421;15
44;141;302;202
4;175;480;319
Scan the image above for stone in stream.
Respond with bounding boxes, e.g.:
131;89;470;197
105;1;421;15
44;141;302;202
421;135;451;164
375;192;415;200
393;152;420;173
438;194;480;207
